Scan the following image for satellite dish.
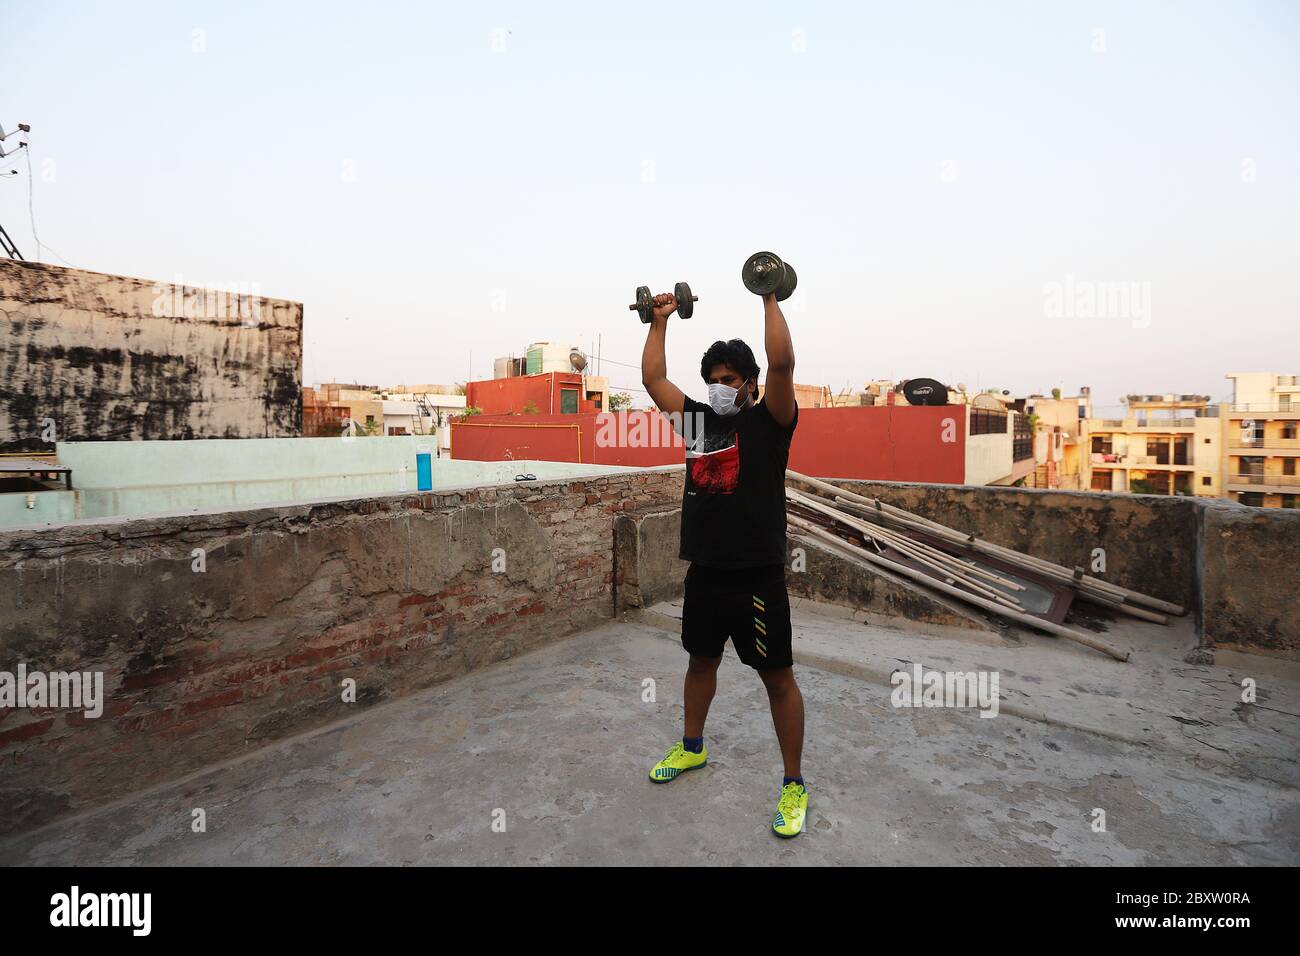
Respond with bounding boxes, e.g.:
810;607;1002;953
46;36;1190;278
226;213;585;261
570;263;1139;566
902;377;948;406
569;350;587;372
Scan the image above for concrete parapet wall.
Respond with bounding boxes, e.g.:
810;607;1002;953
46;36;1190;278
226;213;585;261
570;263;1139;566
827;479;1297;658
618;503;993;633
832;481;1200;612
1199;501;1300;656
0;469;683;835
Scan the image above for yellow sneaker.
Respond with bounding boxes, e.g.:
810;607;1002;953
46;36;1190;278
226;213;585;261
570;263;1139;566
649;740;708;783
772;782;808;838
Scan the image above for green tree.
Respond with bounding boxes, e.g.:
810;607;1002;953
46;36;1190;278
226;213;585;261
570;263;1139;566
609;392;633;411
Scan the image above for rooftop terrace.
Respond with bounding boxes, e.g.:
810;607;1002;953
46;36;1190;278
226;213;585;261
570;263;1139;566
2;602;1295;866
1;467;1297;864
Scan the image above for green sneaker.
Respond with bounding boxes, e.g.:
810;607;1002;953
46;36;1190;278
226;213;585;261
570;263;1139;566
649;740;708;783
772;782;808;838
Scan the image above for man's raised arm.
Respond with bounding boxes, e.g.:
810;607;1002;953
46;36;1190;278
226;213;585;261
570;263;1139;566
641;292;687;417
761;293;796;427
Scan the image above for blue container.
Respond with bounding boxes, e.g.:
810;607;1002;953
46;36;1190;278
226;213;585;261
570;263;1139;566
416;450;433;491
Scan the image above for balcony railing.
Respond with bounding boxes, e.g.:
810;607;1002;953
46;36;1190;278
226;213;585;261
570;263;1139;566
1229;474;1300;488
1229;437;1300;449
1136;418;1197;428
1094;415;1213;429
1230;403;1297;413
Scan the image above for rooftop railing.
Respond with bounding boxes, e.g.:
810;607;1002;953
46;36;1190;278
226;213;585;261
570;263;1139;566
1230;403;1297;413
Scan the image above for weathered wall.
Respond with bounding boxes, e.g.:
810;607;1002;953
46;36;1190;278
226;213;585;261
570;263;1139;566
0;470;682;835
783;536;993;632
829;479;1298;657
1200;502;1300;657
833;480;1200;611
0;260;302;452
617;502;991;633
614;505;690;612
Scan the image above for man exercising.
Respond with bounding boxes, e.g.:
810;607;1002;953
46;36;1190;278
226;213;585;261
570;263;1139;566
640;286;806;838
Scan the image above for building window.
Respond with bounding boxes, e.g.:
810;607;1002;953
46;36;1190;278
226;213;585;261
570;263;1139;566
970;409;1007;436
1239;492;1265;507
1285;422;1298;439
1239;455;1265;478
1285;459;1297;476
1202;476;1211;486
560;388;579;414
1283;495;1297;509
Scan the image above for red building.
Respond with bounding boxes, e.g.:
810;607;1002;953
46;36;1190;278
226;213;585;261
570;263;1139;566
467;372;602;416
452;403;974;482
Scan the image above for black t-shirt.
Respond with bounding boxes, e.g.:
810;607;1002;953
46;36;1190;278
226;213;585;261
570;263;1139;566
676;394;798;568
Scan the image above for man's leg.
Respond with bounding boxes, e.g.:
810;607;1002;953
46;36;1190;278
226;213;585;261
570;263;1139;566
758;666;804;780
683;653;722;739
649;652;719;783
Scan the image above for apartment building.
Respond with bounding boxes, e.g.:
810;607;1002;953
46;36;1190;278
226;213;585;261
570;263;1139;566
1086;394;1221;497
1023;388;1092;490
1223;372;1300;508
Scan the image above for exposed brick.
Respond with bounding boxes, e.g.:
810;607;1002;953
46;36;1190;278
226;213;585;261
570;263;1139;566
178;687;243;718
0;717;55;748
0;465;685;835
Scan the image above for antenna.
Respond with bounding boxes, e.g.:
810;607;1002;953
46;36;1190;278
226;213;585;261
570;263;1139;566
0;122;30;159
0;121;29;259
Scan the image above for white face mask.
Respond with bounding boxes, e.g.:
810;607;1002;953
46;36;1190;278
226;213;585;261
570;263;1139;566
708;380;747;417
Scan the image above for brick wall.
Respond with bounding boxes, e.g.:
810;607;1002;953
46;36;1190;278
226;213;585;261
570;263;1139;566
0;469;682;835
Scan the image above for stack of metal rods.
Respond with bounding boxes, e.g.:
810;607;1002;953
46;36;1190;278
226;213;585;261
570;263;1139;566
786;470;1184;621
783;472;1149;662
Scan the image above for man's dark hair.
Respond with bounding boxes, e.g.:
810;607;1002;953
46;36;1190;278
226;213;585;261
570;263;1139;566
700;339;761;395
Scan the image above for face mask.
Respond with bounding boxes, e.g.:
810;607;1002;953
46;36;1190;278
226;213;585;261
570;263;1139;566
708;380;747;417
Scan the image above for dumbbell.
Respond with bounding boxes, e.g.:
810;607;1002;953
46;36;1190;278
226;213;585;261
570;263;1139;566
629;282;697;323
741;251;797;301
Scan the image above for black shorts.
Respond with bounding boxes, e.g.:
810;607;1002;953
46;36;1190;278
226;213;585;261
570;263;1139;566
681;562;793;670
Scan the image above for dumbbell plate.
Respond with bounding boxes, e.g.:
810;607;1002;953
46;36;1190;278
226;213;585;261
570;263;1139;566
674;281;695;319
742;251;786;296
633;285;653;323
775;263;797;302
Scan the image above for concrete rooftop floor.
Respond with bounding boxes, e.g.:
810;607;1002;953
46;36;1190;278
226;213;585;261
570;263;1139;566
1;602;1297;866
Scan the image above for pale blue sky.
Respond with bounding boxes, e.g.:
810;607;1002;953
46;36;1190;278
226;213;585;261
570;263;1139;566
3;0;1297;412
